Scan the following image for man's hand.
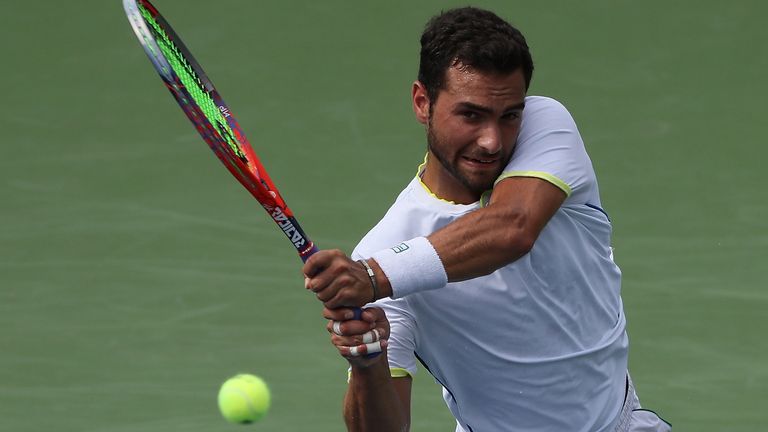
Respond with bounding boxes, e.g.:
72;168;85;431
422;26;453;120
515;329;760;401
303;249;392;308
324;307;390;367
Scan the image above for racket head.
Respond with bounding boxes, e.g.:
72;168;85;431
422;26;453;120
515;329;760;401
123;0;274;202
123;0;317;259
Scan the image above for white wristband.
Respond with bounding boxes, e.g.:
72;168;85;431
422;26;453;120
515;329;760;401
371;236;447;298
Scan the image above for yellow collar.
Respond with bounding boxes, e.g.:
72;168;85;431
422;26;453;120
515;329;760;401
416;153;458;205
416;153;491;207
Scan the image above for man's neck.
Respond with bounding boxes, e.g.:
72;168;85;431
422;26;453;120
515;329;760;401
418;155;480;205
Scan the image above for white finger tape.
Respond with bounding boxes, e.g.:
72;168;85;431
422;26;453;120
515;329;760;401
362;329;380;344
332;321;343;336
349;341;382;357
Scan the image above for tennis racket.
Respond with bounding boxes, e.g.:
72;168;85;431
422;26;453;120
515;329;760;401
122;0;318;262
123;0;378;357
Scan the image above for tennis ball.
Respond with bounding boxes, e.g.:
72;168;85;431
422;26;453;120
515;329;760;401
217;374;271;424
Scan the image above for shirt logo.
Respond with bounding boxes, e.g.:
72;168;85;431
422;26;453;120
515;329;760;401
391;243;409;253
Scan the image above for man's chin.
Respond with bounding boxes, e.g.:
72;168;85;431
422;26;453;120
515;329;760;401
466;170;501;190
461;177;497;199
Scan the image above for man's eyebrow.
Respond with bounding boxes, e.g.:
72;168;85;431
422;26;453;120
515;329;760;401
454;101;526;113
455;102;493;113
505;101;526;112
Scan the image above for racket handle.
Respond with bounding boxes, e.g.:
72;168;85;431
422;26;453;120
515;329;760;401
299;243;319;262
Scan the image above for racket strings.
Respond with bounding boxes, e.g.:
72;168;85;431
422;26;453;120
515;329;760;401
138;4;247;162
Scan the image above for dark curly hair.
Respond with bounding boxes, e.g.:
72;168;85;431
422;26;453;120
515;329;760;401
418;7;534;103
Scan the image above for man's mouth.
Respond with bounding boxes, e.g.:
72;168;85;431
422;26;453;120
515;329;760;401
462;156;497;165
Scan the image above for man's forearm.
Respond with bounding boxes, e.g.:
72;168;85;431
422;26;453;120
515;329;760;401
312;178;566;306
369;177;566;298
344;358;408;432
428;201;532;281
366;204;529;299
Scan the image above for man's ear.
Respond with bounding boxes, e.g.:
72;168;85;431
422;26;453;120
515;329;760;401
412;81;431;125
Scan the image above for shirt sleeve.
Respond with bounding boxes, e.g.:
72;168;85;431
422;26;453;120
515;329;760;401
376;298;419;377
498;96;598;205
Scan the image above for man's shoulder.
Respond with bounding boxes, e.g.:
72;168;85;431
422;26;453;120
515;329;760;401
507;95;599;203
524;95;567;108
352;178;424;258
353;177;476;259
522;96;577;130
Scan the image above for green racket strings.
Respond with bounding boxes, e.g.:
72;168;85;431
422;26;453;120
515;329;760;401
138;4;246;161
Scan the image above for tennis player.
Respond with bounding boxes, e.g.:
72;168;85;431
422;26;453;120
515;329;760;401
304;7;670;431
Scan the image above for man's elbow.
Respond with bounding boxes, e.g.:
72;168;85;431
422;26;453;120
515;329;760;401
495;212;537;260
498;229;535;259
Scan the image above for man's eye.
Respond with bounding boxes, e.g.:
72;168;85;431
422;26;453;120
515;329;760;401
461;111;479;120
502;111;521;121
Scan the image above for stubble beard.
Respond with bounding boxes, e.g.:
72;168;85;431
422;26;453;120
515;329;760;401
426;124;500;199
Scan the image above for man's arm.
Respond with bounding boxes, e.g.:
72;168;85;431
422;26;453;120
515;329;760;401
325;307;411;432
304;176;565;308
344;361;412;432
429;175;565;281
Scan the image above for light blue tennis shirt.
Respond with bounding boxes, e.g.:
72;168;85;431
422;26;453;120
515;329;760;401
352;96;628;432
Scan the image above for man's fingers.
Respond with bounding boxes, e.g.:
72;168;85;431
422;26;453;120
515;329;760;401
315;288;333;302
301;252;324;278
327;319;376;336
324;306;385;323
332;321;343;336
362;328;381;344
329;325;389;351
345;340;387;357
323;307;356;321
359;307;385;323
302;249;347;278
330;327;385;344
324;306;389;361
350;342;382;357
323;293;341;309
324;285;370;309
304;251;375;308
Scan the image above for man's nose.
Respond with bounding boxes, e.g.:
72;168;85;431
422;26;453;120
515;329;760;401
476;124;502;154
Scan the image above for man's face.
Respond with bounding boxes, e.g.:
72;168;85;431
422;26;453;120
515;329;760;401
414;65;526;203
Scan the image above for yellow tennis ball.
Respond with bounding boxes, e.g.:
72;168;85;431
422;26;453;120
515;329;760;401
217;374;271;424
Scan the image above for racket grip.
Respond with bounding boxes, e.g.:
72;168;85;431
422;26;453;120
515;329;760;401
299;243;319;262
